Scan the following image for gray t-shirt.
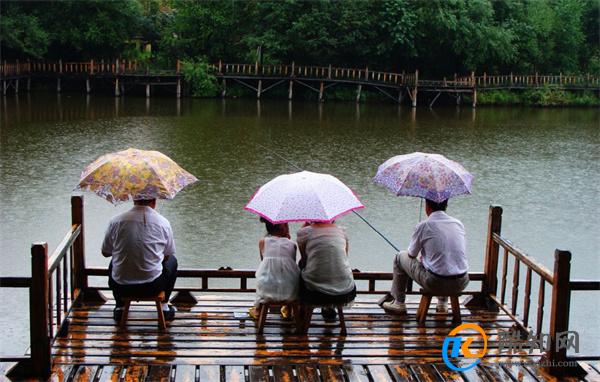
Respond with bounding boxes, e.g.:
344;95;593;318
297;225;355;295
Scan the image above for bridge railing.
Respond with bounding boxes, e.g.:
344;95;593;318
476;73;600;88
479;206;600;369
0;196;87;379
213;61;417;86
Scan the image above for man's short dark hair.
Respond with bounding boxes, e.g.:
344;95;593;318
426;198;448;211
134;198;156;206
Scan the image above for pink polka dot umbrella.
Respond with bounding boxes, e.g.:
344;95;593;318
245;171;364;223
373;152;473;202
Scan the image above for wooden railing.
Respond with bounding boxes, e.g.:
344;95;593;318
1;59;179;77
209;61;417;86
0;196;86;379
479;206;600;368
475;73;600;88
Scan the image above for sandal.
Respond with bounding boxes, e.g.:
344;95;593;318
248;307;259;320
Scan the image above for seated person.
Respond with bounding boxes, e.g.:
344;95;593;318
382;199;469;314
249;218;300;319
297;221;356;321
102;198;178;321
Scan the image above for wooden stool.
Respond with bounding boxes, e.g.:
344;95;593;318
120;291;166;330
255;301;301;335
416;290;461;325
301;304;347;335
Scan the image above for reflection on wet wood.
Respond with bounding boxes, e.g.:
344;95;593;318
33;294;597;382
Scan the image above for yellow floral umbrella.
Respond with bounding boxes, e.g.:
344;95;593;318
75;148;198;204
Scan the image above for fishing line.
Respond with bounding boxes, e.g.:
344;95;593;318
256;143;400;252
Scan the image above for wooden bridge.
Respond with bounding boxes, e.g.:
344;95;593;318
1;60;598;107
1;197;599;381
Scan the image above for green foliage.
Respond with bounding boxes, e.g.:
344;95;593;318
181;60;218;97
477;88;599;106
0;3;49;58
1;0;598;81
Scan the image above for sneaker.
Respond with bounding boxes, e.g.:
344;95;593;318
436;302;448;313
321;306;337;322
113;307;124;322
163;305;177;321
382;301;407;315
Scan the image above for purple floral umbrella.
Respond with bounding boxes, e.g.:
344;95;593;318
373;152;473;202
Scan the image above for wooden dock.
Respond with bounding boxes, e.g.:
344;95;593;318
1;59;598;107
1;199;599;381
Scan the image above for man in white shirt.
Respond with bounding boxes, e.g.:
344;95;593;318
102;198;178;321
382;199;469;314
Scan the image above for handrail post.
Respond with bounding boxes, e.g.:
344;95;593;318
547;250;572;365
30;242;51;378
71;195;87;292
466;205;502;310
541;250;585;376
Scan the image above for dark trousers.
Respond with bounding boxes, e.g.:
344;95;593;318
108;255;178;307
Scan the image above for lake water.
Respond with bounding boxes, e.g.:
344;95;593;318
1;94;598;355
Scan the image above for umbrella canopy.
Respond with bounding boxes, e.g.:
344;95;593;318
373;152;473;202
75;148;198;204
245;170;364;223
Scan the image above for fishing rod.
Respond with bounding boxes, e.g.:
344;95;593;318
257;144;400;252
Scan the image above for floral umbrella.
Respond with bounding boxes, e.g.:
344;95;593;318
373;152;473;202
75;148;198;204
245;170;364;223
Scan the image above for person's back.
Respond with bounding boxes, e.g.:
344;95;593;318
410;211;467;277
105;206;174;284
298;224;354;295
255;235;300;303
102;199;178;321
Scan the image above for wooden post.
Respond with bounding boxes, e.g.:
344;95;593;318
2;81;6;96
559;73;562;85
146;84;150;98
483;72;487;87
176;59;181;74
472;89;477;108
541;250;584;376
398;89;403;104
547;250;572;365
71;195;87;292
30;242;51;378
257;80;262;99
291;61;295;77
288;80;293;100
255;61;258;75
16;59;20;75
218;60;222;73
412;70;418;108
356;84;362;103
15;79;19;94
466;205;502;310
115;59;120;74
222;78;227;97
510;72;513;85
535;72;539;85
176;78;181;98
59;59;63;74
56;78;61;93
86;78;91;94
328;64;332;79
319;81;324;102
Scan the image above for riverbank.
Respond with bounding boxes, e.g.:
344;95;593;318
472;87;599;106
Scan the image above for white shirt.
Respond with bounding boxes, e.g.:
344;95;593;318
407;211;468;276
102;206;175;284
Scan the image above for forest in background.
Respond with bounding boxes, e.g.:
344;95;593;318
1;0;599;79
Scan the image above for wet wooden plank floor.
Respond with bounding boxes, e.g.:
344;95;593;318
40;294;599;381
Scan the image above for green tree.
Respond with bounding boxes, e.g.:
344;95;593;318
0;2;49;58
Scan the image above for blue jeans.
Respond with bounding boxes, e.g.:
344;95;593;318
108;255;178;307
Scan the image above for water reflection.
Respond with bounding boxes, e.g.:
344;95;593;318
0;94;599;355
